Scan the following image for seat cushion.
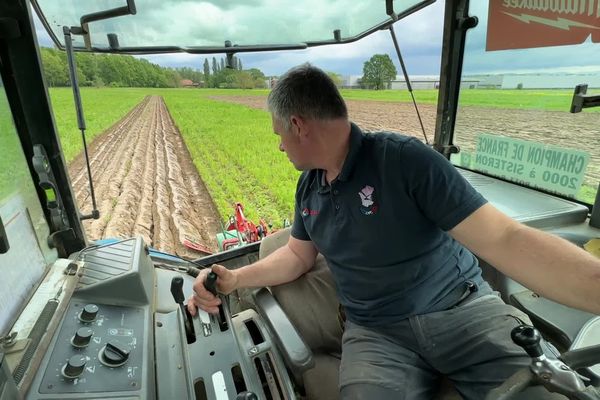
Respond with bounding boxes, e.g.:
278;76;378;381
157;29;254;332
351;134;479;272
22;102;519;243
303;354;341;400
271;254;343;354
259;228;293;258
260;228;343;354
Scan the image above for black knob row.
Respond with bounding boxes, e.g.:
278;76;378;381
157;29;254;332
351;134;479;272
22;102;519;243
79;304;98;322
63;305;133;379
62;355;87;379
71;327;94;348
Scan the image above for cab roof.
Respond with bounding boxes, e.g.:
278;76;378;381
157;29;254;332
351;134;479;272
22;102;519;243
32;0;434;54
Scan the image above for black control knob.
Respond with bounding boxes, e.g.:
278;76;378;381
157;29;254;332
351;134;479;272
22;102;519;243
71;327;93;348
511;325;543;358
79;304;99;322
204;271;218;296
170;276;185;304
100;340;131;367
62;354;87;379
170;276;196;343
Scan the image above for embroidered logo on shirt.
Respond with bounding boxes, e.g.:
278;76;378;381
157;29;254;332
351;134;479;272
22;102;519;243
359;185;378;215
302;208;319;217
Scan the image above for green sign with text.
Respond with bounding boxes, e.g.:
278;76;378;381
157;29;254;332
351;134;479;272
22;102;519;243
473;134;589;197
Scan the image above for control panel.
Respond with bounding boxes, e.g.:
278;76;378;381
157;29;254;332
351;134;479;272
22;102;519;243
19;237;298;400
25;238;155;399
38;301;145;394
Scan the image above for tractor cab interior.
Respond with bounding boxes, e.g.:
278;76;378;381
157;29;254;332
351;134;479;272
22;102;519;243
1;0;600;399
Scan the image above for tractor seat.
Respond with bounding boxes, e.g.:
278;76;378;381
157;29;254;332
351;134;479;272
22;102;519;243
256;228;343;400
253;228;462;400
570;316;600;380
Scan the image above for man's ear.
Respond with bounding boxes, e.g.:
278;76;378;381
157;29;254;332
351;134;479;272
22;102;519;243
290;115;308;138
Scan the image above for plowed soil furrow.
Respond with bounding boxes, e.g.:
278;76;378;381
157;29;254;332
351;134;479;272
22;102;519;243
102;99;155;239
158;99;218;258
71;98;150;206
133;100;159;246
88;113;141;238
68;95;220;257
152;102;176;255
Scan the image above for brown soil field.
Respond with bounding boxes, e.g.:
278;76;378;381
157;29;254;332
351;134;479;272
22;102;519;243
211;95;438;139
217;95;600;184
68;95;221;258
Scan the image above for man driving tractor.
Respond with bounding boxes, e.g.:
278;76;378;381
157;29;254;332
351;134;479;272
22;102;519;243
188;64;600;399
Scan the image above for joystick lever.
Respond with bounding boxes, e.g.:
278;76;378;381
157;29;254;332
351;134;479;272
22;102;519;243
204;271;218;296
170;276;196;343
511;325;543;358
204;271;228;331
510;324;594;397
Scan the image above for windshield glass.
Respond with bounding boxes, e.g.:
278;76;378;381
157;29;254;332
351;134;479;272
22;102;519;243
34;0;431;50
451;0;600;205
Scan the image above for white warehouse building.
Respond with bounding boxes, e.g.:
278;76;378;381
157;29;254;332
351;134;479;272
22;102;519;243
470;74;600;89
341;73;600;90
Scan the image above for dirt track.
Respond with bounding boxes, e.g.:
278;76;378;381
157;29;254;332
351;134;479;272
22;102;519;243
69;96;220;258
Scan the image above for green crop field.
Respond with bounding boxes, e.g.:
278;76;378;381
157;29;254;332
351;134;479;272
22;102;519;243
0;92;28;197
160;89;298;226
339;88;597;112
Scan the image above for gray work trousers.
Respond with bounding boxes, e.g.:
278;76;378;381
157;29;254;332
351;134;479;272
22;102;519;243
339;293;559;400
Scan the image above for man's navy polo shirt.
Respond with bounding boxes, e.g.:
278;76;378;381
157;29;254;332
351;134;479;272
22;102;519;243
291;122;488;327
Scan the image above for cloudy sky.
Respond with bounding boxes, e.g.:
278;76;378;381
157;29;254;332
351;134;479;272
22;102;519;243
32;0;443;76
33;0;599;77
138;1;446;76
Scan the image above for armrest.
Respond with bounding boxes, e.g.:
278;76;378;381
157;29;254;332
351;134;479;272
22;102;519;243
510;290;595;351
252;288;314;374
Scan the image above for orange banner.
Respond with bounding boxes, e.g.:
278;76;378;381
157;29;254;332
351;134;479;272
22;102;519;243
486;0;600;51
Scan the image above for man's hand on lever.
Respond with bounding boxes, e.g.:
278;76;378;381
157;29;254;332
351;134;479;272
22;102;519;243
187;238;317;316
187;264;238;316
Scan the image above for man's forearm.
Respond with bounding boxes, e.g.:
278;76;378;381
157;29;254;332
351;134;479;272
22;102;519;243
491;225;600;314
234;244;311;289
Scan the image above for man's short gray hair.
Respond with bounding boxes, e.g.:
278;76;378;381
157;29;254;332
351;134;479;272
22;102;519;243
267;63;348;131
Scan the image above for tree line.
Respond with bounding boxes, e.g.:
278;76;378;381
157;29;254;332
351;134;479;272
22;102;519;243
202;56;267;89
40;47;267;89
40;46;399;91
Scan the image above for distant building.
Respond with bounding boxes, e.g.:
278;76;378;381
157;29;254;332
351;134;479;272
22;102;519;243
340;74;478;90
391;75;438;90
341;75;362;89
180;79;204;88
265;77;279;89
391;75;480;90
339;72;600;91
469;74;600;89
